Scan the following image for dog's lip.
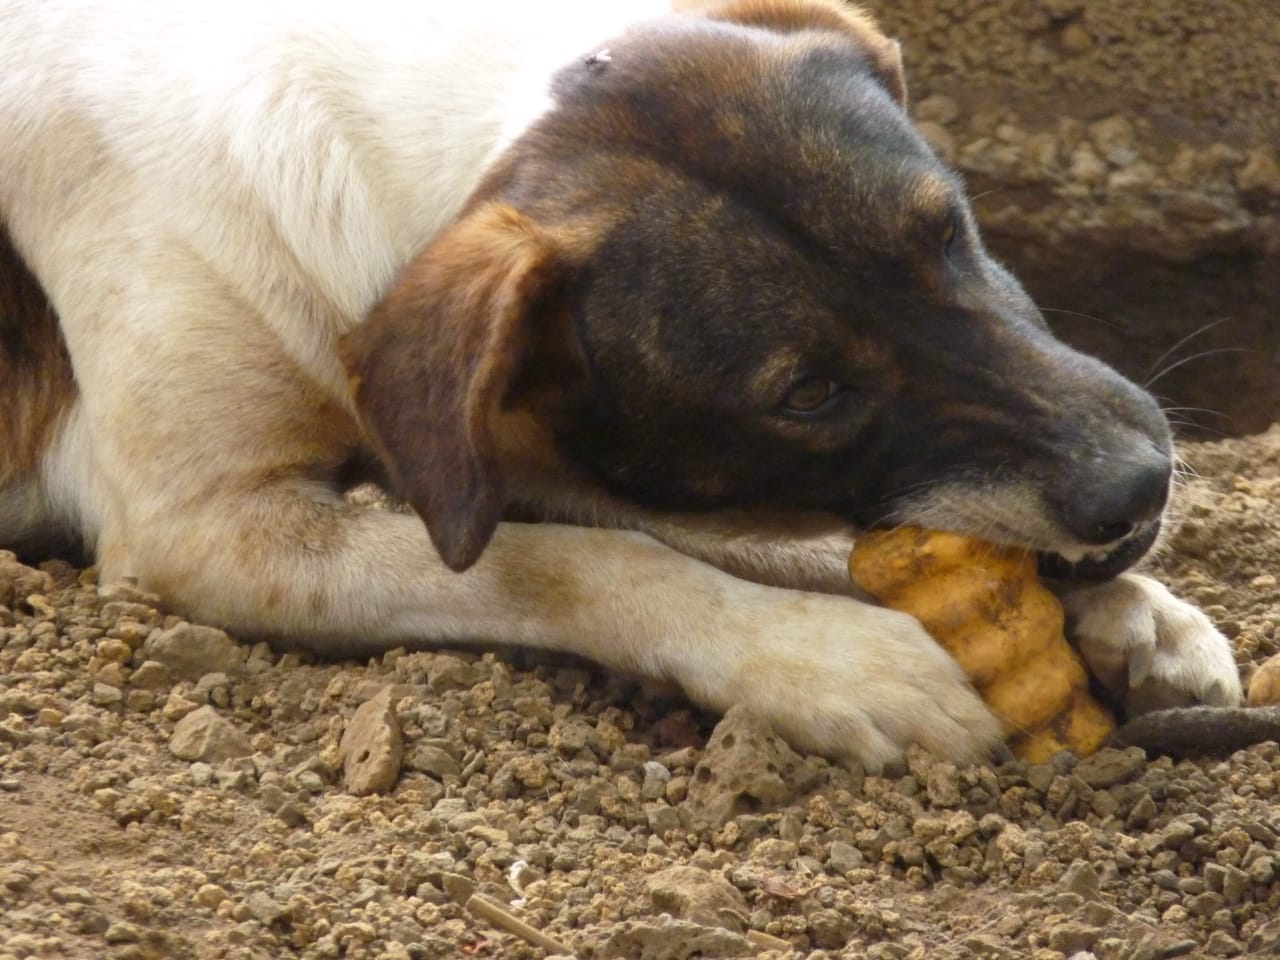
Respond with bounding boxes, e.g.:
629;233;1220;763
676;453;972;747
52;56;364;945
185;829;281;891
1036;520;1161;582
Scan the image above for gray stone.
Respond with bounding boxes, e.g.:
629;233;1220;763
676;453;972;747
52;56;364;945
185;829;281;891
169;705;252;762
145;623;245;680
1047;922;1101;954
404;743;460;779
647;804;682;835
1060;859;1101;901
827;840;864;875
244;891;292;926
641;760;672;800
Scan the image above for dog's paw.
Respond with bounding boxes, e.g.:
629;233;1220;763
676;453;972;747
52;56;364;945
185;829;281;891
702;593;1004;772
1060;572;1243;715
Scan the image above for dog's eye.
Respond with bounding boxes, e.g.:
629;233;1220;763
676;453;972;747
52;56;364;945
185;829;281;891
942;211;960;254
781;379;843;416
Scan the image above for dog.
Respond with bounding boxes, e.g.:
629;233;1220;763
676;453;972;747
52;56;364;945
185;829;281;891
0;0;1242;770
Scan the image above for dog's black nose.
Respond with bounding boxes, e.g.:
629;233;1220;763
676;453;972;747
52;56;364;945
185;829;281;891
1059;452;1172;545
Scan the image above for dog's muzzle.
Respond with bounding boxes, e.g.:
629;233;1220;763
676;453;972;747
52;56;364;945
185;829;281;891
1036;518;1162;582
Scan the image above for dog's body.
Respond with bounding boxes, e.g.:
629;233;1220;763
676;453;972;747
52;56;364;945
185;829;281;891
0;0;1240;769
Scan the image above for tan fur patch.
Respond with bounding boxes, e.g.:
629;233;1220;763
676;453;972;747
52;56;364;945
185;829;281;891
0;228;76;487
693;0;906;104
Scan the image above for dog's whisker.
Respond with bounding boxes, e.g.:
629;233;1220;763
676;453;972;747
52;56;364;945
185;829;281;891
1038;306;1121;330
1143;346;1252;390
1141;318;1230;385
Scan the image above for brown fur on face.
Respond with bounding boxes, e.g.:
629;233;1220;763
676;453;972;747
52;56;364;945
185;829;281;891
0;227;76;488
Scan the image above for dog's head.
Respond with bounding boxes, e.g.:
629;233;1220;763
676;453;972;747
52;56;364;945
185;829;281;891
342;0;1172;580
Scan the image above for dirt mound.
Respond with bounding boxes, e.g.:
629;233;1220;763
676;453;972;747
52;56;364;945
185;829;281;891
871;0;1280;438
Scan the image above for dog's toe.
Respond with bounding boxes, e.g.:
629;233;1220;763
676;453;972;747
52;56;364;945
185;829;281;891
1061;572;1243;715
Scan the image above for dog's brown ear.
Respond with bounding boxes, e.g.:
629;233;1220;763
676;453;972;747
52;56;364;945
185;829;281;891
692;0;908;106
340;203;572;572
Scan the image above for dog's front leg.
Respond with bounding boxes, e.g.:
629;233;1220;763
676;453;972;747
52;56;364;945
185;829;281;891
108;488;1000;772
1057;573;1243;713
524;489;863;597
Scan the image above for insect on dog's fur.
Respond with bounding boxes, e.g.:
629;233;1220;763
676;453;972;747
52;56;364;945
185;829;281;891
0;0;1241;770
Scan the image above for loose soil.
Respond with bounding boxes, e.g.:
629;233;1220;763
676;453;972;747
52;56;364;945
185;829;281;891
876;0;1280;438
3;432;1280;960
4;3;1280;959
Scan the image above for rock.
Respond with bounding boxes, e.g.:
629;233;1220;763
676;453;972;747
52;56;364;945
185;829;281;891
680;706;815;830
1068;144;1107;186
809;908;853;949
1087;114;1136;164
404;743;461;779
244;891;292;927
647;804;682;834
195;884;229;908
0;552;55;607
641;760;672;800
1248;917;1280;953
49;886;95;904
646;865;748;934
145;623;246;680
827;840;863;874
1059;860;1101;901
1203;930;1243;956
1073;747;1145;788
595;916;754;960
1060;22;1092;54
1238;147;1280;210
91;682;123;706
749;838;798;866
340;687;403;795
169;705;253;762
924;761;962;807
1047;921;1101;954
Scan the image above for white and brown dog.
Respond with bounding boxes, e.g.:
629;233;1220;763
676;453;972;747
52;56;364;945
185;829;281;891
0;0;1240;769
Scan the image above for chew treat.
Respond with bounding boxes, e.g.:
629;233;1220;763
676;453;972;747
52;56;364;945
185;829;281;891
1246;654;1280;707
849;527;1115;762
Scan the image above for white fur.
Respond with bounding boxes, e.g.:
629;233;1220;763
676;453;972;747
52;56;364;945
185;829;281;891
1062;573;1243;713
0;0;1238;771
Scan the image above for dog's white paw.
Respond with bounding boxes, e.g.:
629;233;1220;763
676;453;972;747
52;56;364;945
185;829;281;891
1060;572;1242;714
694;591;1003;772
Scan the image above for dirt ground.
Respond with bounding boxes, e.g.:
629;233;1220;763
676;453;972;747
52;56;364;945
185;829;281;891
4;2;1280;959
3;435;1280;960
873;0;1280;438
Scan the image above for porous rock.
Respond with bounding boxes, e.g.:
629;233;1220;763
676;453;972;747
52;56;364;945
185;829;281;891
680;706;816;830
646;865;748;934
592;915;754;960
340;686;403;795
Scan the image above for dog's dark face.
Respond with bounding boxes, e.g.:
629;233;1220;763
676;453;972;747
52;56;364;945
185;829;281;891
347;7;1172;578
